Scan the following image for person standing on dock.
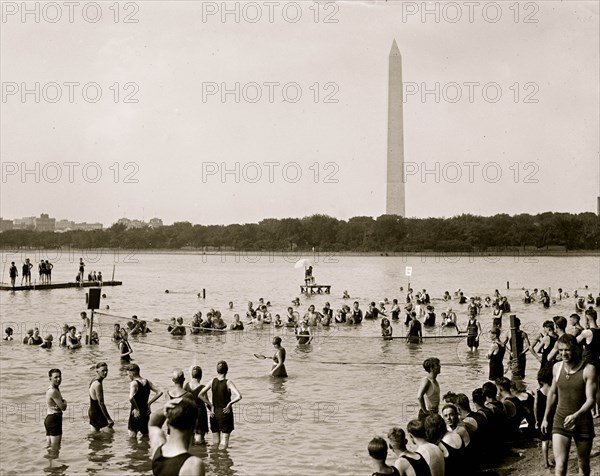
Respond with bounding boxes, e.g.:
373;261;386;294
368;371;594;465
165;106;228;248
45;260;53;284
78;258;85;284
21;258;32;285
9;262;17;288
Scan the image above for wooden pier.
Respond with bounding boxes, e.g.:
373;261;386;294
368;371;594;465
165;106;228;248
300;284;331;294
0;280;122;291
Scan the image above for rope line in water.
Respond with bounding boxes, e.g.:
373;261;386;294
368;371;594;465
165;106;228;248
94;312;466;341
318;361;483;373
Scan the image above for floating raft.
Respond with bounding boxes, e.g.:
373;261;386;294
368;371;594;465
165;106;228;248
0;280;122;291
300;284;331;294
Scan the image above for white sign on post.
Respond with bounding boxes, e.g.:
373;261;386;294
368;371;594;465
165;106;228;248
405;266;412;277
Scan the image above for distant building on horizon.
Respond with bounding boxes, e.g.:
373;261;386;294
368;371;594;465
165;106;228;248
385;39;406;217
149;218;164;228
0;218;13;232
13;216;35;230
34;213;56;232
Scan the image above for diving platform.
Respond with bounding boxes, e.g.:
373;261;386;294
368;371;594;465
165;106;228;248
300;284;331;294
1;280;122;291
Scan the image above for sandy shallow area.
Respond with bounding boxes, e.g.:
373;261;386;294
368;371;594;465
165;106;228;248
487;419;600;475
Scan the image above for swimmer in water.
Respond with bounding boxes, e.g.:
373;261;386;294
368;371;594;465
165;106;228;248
296;321;312;345
381;318;393;339
270;337;288;378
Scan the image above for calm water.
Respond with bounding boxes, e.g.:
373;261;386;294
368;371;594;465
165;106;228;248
0;252;599;475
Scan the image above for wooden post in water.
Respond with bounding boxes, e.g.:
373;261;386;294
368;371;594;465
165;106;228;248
111;264;115;282
509;314;519;374
507;281;509;290
89;309;94;345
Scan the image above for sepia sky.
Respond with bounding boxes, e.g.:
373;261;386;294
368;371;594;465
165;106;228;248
1;0;599;225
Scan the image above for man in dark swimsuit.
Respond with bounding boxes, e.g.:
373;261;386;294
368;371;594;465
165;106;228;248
149;397;205;475
542;334;597;476
9;262;17;288
198;361;242;450
21;258;32;285
88;362;114;432
407;313;422;344
45;368;67;449
127;363;163;438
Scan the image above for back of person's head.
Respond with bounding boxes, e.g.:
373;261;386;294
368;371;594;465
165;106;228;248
490;327;500;337
191;366;202;380
406;419;426;439
482;381;497;399
510;379;527;394
423;357;440;372
367;436;387;461
172;370;185;385
167;397;198;432
495;377;511;392
217;360;228;375
553;315;567;331
472;388;486;407
387;427;406;450
443;391;457;404
424;413;447;444
455;393;471;412
543;320;555;331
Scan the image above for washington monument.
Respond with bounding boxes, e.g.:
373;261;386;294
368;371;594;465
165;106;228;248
386;39;405;217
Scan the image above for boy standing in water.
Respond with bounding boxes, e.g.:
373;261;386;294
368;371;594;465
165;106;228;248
416;358;441;421
45;369;67;449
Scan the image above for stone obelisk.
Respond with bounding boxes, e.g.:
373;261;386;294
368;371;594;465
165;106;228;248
386;39;405;217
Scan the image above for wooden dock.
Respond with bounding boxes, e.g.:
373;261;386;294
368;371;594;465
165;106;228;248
300;284;331;294
0;280;122;291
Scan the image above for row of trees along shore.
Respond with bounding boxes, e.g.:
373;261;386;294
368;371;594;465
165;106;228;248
1;213;599;252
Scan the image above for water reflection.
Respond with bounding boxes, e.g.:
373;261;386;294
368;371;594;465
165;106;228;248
269;377;287;396
86;431;115;472
43;445;68;475
123;437;152;474
206;448;237;476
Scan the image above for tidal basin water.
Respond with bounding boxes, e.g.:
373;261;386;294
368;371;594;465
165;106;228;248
0;252;598;475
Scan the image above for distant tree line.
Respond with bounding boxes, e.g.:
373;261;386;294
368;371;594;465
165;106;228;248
1;212;599;252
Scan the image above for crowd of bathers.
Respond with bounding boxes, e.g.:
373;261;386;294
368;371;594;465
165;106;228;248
365;287;600;476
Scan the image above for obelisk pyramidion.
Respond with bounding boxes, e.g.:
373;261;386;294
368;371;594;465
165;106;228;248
386;39;405;217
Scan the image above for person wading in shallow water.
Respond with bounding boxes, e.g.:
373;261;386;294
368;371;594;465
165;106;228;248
417;358;441;421
270;336;288;378
198;361;242;450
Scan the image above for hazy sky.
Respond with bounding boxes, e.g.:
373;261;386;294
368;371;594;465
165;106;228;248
1;1;599;225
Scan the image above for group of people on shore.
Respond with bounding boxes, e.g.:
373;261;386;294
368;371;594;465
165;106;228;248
370;329;598;476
